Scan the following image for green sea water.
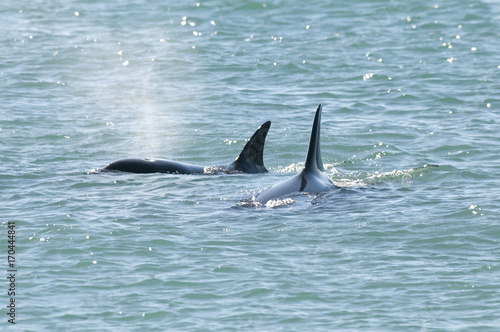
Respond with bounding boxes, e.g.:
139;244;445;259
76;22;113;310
1;0;500;331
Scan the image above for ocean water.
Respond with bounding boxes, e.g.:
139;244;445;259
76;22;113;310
2;0;500;330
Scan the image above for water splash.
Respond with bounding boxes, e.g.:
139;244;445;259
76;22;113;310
332;164;440;187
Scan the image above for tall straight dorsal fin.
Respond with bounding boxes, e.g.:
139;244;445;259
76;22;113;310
231;121;271;173
304;104;325;172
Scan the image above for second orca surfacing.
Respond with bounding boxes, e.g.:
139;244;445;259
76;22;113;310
101;121;271;175
254;105;336;204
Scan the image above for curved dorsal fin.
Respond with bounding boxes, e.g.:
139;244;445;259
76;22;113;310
304;104;324;172
231;121;271;173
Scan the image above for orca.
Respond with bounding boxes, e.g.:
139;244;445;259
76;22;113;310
255;105;335;204
101;121;271;174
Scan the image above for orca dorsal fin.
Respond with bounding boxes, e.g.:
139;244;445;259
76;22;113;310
231;121;271;173
304;104;325;172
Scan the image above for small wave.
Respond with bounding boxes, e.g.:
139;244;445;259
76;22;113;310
331;164;440;187
86;168;102;175
274;163;304;173
263;197;296;208
237;197;294;208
